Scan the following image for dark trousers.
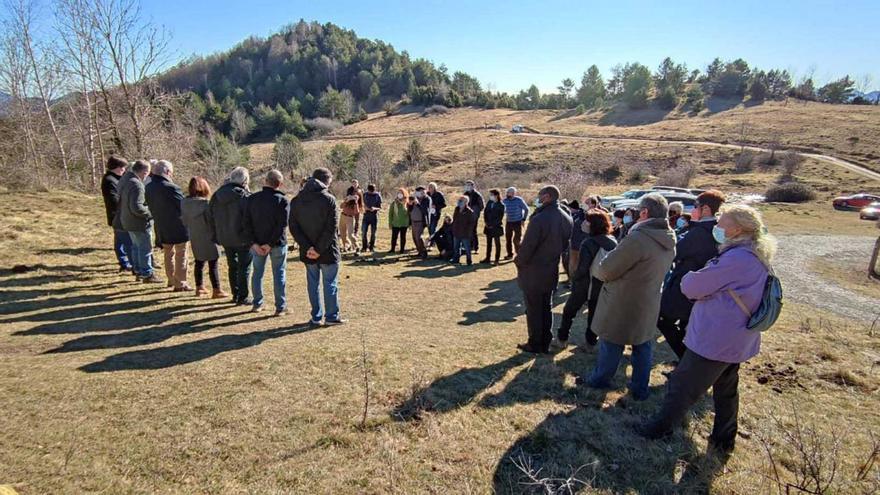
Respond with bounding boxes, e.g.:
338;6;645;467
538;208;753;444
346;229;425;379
194;259;220;289
657;312;688;359
523;289;553;351
505;221;523;257
646;350;741;447
483;235;501;262
428;213;441;235
391;226;408;252
558;278;602;343
224;246;253;303
362;215;378;250
471;223;479;251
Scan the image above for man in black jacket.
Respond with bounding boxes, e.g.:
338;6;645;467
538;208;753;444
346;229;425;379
515;185;573;353
289;168;344;326
361;184;382;252
145;160;191;291
427;182;446;235
209;166;252;304
100;155;132;272
464;180;484;253
243;170;290;316
657;190;726;358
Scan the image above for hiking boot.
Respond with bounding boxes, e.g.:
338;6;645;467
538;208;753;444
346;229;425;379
516;343;549;354
142;275;163;284
195;286;208;296
550;338;568;351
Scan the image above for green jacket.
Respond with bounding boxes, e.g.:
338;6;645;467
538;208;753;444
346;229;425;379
388;200;410;228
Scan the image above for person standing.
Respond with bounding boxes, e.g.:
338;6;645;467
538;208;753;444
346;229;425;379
145;160;191;291
427;182;446;235
339;192;360;254
580;193;676;400
481;189;505;264
451;195;476;265
464;180;484;253
361;183;382;252
181;177;227;298
101;155;133;273
242;170;290;316
502;187;529;259
657;190;725;359
388;188;410;253
566;200;586;279
514;186;573;354
119;160;162;283
639;205;775;454
290;168;344;326
346;179;365;233
210;166;252;305
410;186;432;259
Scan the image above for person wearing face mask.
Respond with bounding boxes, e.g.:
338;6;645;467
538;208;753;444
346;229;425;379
554;210;618;349
514;185;573;354
451;195;477;265
502;187;529;259
620;208;637;238
388;187;410;253
675;212;691;236
463;180;485;253
409;186;432;259
566;200;586;280
481;189;505;264
611;209;626;240
427;182;446;235
428;214;454;259
667;201;684;232
657;190;726;359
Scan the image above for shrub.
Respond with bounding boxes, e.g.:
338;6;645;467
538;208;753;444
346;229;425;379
735;150;755;172
655;86;679;110
765;181;816;203
383;101;396;116
271;133;305;175
575;103;586;115
780;151;805;177
304;117;343;135
684;85;704;111
625;163;650;183
600;164;622;183
655;162;697;187
421;104;449;116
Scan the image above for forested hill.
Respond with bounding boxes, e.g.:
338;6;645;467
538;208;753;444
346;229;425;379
158;20;486;141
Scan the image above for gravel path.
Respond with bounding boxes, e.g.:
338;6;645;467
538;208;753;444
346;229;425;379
774;234;879;323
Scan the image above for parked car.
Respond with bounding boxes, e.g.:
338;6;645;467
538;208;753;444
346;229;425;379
652;186;705;196
833;193;880;210
860;202;880;221
609;192;697;212
600;189;655;208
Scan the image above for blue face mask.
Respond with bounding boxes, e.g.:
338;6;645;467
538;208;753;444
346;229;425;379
712;225;726;244
534;198;541;207
676;217;687;229
623;215;633;225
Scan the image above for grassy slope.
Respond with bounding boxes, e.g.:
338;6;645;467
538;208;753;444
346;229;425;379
0;187;878;494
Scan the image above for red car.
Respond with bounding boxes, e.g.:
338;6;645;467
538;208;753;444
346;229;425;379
833;193;880;210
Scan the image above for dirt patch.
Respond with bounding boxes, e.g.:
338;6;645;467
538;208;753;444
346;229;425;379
753;363;806;394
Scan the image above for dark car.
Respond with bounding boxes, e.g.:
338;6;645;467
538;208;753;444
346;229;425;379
833;193;880;211
860;202;880;221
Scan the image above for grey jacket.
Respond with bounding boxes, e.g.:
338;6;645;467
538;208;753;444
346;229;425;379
592;217;676;345
118;172;152;232
181;197;220;261
515;201;573;293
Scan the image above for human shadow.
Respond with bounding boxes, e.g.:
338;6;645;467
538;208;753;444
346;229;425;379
4;296;177;325
79;322;316;372
0;287;150;316
395;259;496;279
37;247;106;256
0;264;113;288
459;278;523;326
12;303;217;336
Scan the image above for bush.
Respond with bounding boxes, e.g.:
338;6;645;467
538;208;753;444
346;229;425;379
575;103;586;115
735;150;755;172
765;181;816;203
655;86;679;110
383;101;397;116
600;164;622;183
684;85;704;111
304;117;343;135
421;105;449;116
625;163;650;183
271;133;305;175
780;151;805;177
655;162;696;187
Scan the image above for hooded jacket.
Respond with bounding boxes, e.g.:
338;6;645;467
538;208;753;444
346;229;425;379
572;234;618;283
181;197;220;261
592;217;676;345
209;182;250;248
289;177;339;265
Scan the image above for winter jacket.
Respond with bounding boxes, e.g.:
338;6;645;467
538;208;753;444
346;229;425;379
181;197;220;261
341;195;360;218
289;177;339;265
430;222;454;253
515;201;573;293
429;190;447;216
503;196;529;223
592;218;676;346
569;208;587;250
409;196;431;225
465;189;485;214
388;200;410;228
572;234;618;282
483;200;505;237
660;218;720;320
452;205;477;239
682;245;768;363
118;172;152;232
346;186;364;214
101;170;123;227
209;182;250;248
145;175;188;245
243;186;290;247
363;191;382;220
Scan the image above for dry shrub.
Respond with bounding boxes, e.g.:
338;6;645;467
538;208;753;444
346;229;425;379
625;163;651;183
736;150;756;173
421;105;449;116
780;151;805;177
655;162;697;188
599;163;621;183
546;165;591;202
819;369;874;393
765;181;817;203
304;117;343;135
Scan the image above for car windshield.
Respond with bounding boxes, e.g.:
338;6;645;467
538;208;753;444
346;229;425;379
622;190;643;199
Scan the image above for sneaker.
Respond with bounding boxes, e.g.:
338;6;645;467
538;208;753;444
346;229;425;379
119;266;132;273
516;343;549;354
251;305;264;313
309;319;323;327
236;298;253;306
173;284;193;292
504;254;514;260
324;318;347;325
274;308;289;317
142;275;163;284
550;338;568;351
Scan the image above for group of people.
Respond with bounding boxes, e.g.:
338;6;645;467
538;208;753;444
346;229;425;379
101;157;344;325
512;186;775;454
101;154;775;454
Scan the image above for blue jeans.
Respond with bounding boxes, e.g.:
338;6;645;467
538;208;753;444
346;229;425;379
305;263;340;323
588;339;653;400
428;214;440;235
114;229;133;269
452;237;472;264
251;245;288;311
128;230;154;277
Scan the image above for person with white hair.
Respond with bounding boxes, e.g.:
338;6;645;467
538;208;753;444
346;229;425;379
502;186;530;259
209;166;253;304
667;201;684;232
145;159;191;291
242;170;290;316
427;182;446;235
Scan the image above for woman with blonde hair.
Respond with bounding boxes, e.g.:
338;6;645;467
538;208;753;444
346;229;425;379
639;204;776;455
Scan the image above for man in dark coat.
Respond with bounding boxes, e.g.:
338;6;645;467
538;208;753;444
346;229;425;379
242;169;290;316
289;168;343;326
464;180;484;253
209;166;252;304
145;160;190;291
427;182;446;235
514;185;573;354
100;155;132;272
361;183;382;252
657;190;726;358
118;160;162;283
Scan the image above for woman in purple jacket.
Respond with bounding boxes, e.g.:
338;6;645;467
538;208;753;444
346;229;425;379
638;204;776;454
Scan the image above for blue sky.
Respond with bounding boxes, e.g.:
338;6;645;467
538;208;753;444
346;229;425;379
143;0;880;94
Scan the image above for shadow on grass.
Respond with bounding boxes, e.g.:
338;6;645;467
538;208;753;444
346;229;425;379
395;258;500;279
37;246;108;256
0;286;153;316
79;322;316;372
459;278;523;326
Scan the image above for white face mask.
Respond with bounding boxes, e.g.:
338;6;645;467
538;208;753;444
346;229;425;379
490;195;498;202
464;185;473;192
397;193;404;200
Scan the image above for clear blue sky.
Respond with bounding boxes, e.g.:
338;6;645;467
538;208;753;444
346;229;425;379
143;0;880;94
